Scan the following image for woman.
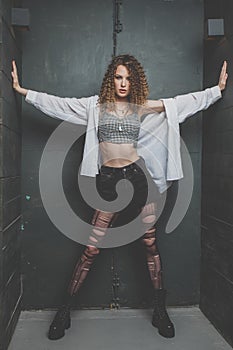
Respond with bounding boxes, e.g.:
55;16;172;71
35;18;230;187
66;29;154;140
11;55;228;340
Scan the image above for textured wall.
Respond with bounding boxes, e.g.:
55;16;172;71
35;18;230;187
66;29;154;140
21;0;114;310
0;1;22;349
116;0;204;306
21;0;204;309
201;0;233;347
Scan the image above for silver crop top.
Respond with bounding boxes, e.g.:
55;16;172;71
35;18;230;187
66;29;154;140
98;112;140;147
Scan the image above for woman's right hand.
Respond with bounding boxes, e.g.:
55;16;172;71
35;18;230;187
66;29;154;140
11;60;28;96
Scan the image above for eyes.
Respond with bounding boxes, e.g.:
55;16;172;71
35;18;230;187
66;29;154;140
114;75;131;81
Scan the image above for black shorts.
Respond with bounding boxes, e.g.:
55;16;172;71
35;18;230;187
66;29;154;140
96;157;160;223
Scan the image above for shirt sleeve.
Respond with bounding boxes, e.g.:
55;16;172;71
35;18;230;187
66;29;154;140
161;85;222;124
25;90;92;125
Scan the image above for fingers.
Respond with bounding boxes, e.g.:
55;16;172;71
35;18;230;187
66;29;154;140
221;60;227;77
11;60;19;84
12;60;18;77
12;59;17;70
220;61;226;79
11;60;21;91
218;60;228;91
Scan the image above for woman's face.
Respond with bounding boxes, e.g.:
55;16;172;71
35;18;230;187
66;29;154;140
114;65;131;100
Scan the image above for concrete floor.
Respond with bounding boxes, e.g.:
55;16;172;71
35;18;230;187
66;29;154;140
8;307;232;350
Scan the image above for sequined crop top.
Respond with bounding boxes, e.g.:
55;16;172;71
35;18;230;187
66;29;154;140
98;112;140;147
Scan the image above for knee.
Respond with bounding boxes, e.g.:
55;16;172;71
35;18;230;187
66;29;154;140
142;236;155;248
86;245;100;256
141;227;156;249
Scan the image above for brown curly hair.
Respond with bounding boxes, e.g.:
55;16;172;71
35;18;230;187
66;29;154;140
98;54;149;106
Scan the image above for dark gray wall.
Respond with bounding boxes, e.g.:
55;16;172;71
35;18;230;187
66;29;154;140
117;0;204;306
21;0;115;310
21;0;204;309
0;1;22;349
201;0;233;347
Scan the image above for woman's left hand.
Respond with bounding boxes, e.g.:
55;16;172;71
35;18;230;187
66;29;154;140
218;61;228;91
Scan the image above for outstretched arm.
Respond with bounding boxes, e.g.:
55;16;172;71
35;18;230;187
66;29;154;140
162;61;228;123
144;61;228;117
11;60;90;125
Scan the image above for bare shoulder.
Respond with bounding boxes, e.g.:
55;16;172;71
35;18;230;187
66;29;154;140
138;99;165;116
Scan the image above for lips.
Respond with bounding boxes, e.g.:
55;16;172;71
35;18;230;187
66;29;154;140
119;89;127;93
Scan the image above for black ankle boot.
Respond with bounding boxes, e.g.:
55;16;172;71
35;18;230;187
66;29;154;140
48;305;71;340
152;288;175;338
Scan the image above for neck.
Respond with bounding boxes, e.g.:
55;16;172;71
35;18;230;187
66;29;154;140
115;96;129;103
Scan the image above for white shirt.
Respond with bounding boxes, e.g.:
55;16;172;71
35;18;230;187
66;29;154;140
25;85;221;193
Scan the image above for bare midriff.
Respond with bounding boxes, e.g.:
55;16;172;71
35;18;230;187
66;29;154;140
99;142;139;167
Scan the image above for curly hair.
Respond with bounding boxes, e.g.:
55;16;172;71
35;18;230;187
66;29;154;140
98;54;149;107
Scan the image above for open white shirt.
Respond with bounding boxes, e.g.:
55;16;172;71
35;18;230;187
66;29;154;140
25;85;221;193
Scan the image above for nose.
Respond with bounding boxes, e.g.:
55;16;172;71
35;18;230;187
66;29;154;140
121;78;126;87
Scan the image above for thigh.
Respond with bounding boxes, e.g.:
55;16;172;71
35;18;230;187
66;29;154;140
88;208;118;247
96;169;118;202
129;158;161;212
